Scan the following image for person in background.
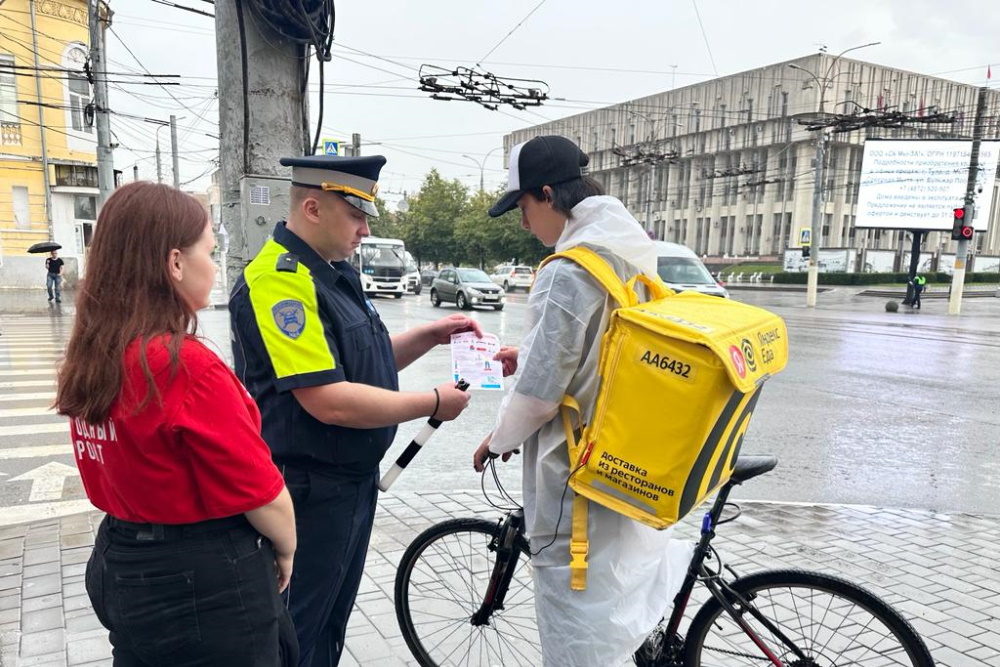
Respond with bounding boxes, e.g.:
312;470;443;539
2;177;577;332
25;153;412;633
911;274;926;309
45;249;64;303
55;181;298;666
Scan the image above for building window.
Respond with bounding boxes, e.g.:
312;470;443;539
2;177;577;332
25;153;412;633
55;164;99;188
0;54;18;125
67;73;92;132
74;195;97;220
12;186;30;229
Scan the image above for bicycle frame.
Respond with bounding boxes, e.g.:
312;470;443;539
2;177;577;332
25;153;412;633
471;509;525;627
663;482;807;667
468;484;812;666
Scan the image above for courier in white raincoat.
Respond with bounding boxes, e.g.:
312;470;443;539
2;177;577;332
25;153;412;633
474;136;690;667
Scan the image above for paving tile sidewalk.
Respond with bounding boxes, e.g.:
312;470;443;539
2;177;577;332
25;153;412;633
1;493;997;666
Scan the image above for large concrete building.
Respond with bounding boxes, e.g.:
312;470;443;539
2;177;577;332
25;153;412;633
0;0;105;288
504;53;1000;271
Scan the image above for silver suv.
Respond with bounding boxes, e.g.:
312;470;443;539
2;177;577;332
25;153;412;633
431;267;506;311
489;264;534;292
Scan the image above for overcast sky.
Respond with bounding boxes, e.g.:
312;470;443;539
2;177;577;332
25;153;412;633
96;0;999;207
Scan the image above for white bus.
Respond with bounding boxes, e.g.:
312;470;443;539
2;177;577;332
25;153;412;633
351;237;407;298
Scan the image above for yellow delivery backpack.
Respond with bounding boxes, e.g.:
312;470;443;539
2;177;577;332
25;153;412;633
539;247;789;590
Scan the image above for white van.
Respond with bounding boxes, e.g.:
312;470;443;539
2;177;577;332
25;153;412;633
653;241;729;298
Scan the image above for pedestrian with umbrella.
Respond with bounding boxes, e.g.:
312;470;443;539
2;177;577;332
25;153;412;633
28;241;64;303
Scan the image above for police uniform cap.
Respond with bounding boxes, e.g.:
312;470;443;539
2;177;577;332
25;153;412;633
281;154;387;217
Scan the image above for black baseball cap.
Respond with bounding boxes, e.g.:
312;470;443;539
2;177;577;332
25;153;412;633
488;135;589;217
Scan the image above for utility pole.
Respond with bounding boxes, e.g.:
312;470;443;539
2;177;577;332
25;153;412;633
352;132;361;157
88;0;114;210
216;0;308;290
170;114;180;188
133;165;139;181
949;87;989;316
644;163;656;234
901;231;922;306
805;130;826;307
29;0;53;240
155;138;162;183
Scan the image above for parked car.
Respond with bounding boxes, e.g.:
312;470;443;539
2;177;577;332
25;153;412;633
404;255;421;295
420;269;439;287
431;267;506;311
489;264;535;292
654;241;729;298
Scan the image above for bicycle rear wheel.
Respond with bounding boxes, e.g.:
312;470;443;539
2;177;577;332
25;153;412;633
684;569;934;666
395;518;540;667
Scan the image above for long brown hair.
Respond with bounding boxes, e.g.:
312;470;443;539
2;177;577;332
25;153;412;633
56;182;209;423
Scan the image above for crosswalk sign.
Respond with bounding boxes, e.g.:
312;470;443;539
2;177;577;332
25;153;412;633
799;228;812;246
323;139;341;156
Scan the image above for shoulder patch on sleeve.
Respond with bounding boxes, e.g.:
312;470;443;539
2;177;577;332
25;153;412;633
271;300;306;339
276;252;300;273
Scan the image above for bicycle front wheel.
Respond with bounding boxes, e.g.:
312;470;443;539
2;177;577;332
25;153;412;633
685;569;934;667
395;518;540;667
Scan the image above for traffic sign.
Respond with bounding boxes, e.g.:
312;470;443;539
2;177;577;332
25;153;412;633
323;139;341;156
799;228;812;246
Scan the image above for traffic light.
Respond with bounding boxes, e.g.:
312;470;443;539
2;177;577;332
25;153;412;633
951;205;975;241
801;245;811;259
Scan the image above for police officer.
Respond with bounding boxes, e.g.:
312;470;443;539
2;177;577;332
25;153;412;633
911;274;926;309
229;154;479;666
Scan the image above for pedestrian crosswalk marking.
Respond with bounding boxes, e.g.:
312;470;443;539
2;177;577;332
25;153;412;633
0;361;58;368
0;369;55;377
0;422;67;437
0;406;58;418
0;445;71;460
0;392;55;402
0;381;56;390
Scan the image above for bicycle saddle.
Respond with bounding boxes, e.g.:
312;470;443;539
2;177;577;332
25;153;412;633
730;455;777;484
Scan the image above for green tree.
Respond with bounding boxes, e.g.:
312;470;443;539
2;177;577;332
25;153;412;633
368;197;398;238
403;170;469;266
454;189;503;268
488;185;549;267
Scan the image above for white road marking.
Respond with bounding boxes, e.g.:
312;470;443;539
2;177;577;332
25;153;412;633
0;392;55;402
0;380;56;390
0;422;68;437
10;461;79;501
0;406;58;418
0;369;56;377
0;445;72;460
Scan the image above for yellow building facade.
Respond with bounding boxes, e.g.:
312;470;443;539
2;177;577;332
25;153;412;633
0;0;100;287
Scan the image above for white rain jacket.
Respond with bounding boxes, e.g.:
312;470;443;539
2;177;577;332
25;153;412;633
488;196;692;667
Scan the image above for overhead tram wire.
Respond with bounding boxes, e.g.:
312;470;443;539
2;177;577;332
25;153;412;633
476;0;548;68
147;0;215;18
690;0;719;77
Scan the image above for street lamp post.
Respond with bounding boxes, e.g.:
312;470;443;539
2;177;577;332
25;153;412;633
788;42;880;307
463;146;503;193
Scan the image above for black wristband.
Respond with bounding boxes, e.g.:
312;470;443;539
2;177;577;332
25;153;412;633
432;388;440;419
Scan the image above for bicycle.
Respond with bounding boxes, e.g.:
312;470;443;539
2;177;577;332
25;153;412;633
393;455;935;666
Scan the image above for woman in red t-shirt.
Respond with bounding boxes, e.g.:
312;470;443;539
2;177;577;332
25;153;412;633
55;182;298;666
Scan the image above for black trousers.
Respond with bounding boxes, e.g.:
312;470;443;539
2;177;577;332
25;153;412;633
86;514;299;667
281;466;378;667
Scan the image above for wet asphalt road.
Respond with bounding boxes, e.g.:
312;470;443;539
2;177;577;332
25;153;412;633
1;286;998;516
